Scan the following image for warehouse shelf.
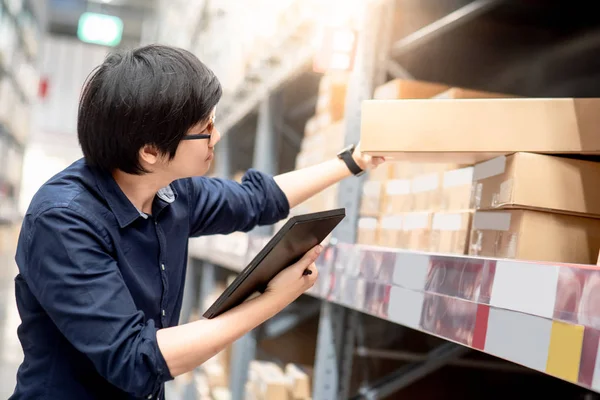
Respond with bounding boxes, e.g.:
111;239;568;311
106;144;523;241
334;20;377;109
175;0;600;398
213;23;316;135
190;232;600;394
0;64;30;106
0;0;37;64
188;234;248;274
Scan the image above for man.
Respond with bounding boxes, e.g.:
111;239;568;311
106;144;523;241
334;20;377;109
10;44;383;399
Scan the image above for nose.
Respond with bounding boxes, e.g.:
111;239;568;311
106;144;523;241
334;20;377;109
209;128;222;148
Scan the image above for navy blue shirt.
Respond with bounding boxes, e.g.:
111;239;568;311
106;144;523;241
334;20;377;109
10;158;289;399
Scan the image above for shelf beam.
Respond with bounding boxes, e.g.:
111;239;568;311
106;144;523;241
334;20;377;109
391;0;504;58
355;343;470;400
356;347;533;373
385;60;414;80
262;301;320;339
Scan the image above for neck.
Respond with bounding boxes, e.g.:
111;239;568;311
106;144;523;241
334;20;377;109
112;169;170;214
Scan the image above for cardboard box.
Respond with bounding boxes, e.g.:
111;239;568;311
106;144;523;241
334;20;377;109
360;98;600;163
442;167;474;210
360;180;384;216
377;215;404;248
296;122;344;170
469;210;600;264
317;73;349;123
285;364;311;399
373;79;449;100
357;217;378;246
390;161;413;179
249;361;289;400
382;179;412;214
430;211;473;255
211;387;231;400
317;86;347;123
411;172;442;211
472;152;600;218
403;212;433;252
368;163;392;181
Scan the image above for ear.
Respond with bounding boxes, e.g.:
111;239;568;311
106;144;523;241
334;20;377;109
138;144;161;167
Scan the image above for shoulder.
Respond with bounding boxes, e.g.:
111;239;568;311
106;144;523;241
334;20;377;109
23;159;110;239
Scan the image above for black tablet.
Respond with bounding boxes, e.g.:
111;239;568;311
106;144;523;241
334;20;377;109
202;208;346;319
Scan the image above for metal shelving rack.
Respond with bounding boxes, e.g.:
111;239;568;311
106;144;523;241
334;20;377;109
177;0;600;398
0;0;40;224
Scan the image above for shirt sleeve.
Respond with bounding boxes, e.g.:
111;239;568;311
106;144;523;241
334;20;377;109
186;168;290;237
22;205;173;399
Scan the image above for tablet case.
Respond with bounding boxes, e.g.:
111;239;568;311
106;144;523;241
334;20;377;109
202;208;346;319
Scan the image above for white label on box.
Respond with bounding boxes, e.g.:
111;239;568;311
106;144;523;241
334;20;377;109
362;181;381;197
473;211;511;231
443;167;474;188
358;217;377;230
403;213;430;231
432;213;463;231
412;173;439;193
473;155;506;181
381;216;403;230
386;179;410;195
497;179;514;206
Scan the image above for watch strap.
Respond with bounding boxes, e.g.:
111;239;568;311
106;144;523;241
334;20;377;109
339;148;364;176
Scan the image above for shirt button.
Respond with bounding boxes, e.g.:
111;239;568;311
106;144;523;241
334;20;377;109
161;264;165;271
147;395;152;399
162;310;165;317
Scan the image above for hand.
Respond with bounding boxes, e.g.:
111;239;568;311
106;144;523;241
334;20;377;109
264;245;322;306
352;141;386;171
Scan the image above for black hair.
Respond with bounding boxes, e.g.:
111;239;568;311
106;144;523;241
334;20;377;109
77;44;222;174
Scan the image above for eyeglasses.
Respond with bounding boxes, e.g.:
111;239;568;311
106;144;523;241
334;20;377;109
182;118;215;141
182;133;211;140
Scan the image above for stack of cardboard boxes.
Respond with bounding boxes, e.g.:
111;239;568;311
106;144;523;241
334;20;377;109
293;72;348;216
356;80;512;256
194;280;314;400
360;92;600;265
245;361;312;400
468;152;600;264
195;281;233;399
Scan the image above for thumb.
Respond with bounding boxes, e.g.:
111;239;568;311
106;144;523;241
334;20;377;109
293;245;322;272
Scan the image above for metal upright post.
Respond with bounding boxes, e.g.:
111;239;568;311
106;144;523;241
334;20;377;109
215;129;231;178
253;92;281;175
312;1;393;399
228;91;281;400
251;91;281;237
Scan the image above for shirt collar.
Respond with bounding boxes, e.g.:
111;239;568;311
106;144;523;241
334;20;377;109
92;167;178;228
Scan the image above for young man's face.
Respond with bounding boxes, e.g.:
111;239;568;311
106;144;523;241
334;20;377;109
167;109;221;178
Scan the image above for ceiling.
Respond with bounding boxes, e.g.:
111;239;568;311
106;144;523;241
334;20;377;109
45;0;156;46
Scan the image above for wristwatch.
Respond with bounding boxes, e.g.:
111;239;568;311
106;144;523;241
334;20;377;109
337;144;365;176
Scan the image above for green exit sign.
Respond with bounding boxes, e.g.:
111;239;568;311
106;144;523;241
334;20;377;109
77;12;124;47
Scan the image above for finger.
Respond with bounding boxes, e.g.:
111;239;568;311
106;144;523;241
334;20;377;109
294;245;323;270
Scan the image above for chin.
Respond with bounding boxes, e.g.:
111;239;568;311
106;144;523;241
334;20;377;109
195;162;211;177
